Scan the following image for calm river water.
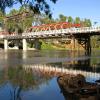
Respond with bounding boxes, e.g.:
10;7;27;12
0;50;100;100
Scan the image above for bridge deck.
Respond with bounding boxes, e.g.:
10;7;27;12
0;27;100;39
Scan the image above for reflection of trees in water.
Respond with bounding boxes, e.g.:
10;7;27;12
0;66;53;100
62;58;100;73
0;66;52;89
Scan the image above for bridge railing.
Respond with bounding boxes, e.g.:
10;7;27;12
22;26;100;36
1;26;100;39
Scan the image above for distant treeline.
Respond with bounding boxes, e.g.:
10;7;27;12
0;6;92;34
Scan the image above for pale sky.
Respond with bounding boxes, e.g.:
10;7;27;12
6;0;100;26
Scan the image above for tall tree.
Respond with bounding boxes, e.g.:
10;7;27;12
5;9;19;33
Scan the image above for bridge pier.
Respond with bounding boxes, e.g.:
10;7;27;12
85;36;91;55
76;36;91;55
71;37;80;51
22;39;27;51
4;39;8;51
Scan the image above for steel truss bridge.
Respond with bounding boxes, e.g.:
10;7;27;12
0;22;100;53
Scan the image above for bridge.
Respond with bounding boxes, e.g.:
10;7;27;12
0;22;100;53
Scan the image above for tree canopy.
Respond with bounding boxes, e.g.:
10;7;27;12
0;0;58;17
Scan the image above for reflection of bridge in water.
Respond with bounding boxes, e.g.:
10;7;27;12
23;64;100;80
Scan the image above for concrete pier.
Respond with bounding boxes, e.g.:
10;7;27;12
22;39;27;51
4;39;8;51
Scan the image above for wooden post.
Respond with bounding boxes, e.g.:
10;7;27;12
71;37;75;50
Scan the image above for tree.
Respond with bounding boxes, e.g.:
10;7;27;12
0;0;14;13
5;9;19;33
0;0;58;17
5;6;35;34
59;14;67;22
0;10;4;28
8;9;18;16
68;16;73;23
83;19;92;27
40;14;55;24
74;17;80;24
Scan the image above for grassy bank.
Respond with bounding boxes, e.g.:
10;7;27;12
41;41;66;50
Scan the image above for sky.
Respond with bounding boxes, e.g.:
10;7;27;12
6;0;100;26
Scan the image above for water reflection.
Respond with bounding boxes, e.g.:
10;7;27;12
0;66;54;100
0;63;99;100
0;66;52;89
0;50;100;100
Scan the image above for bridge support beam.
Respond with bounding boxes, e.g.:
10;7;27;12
76;36;91;55
71;37;76;50
22;39;27;51
85;37;91;55
4;39;8;51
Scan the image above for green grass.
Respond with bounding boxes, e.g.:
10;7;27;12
41;40;68;50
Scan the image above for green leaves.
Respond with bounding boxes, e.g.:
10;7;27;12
59;14;67;22
0;0;14;13
75;17;80;24
0;0;58;17
68;16;73;23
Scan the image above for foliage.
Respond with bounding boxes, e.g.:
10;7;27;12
5;9;19;33
0;0;58;17
0;10;4;27
68;16;73;23
40;14;55;24
41;40;55;50
5;7;34;33
0;66;52;90
0;0;14;13
83;19;92;27
91;36;100;48
74;17;80;24
59;14;67;22
0;4;92;34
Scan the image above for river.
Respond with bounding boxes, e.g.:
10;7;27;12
0;50;100;100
